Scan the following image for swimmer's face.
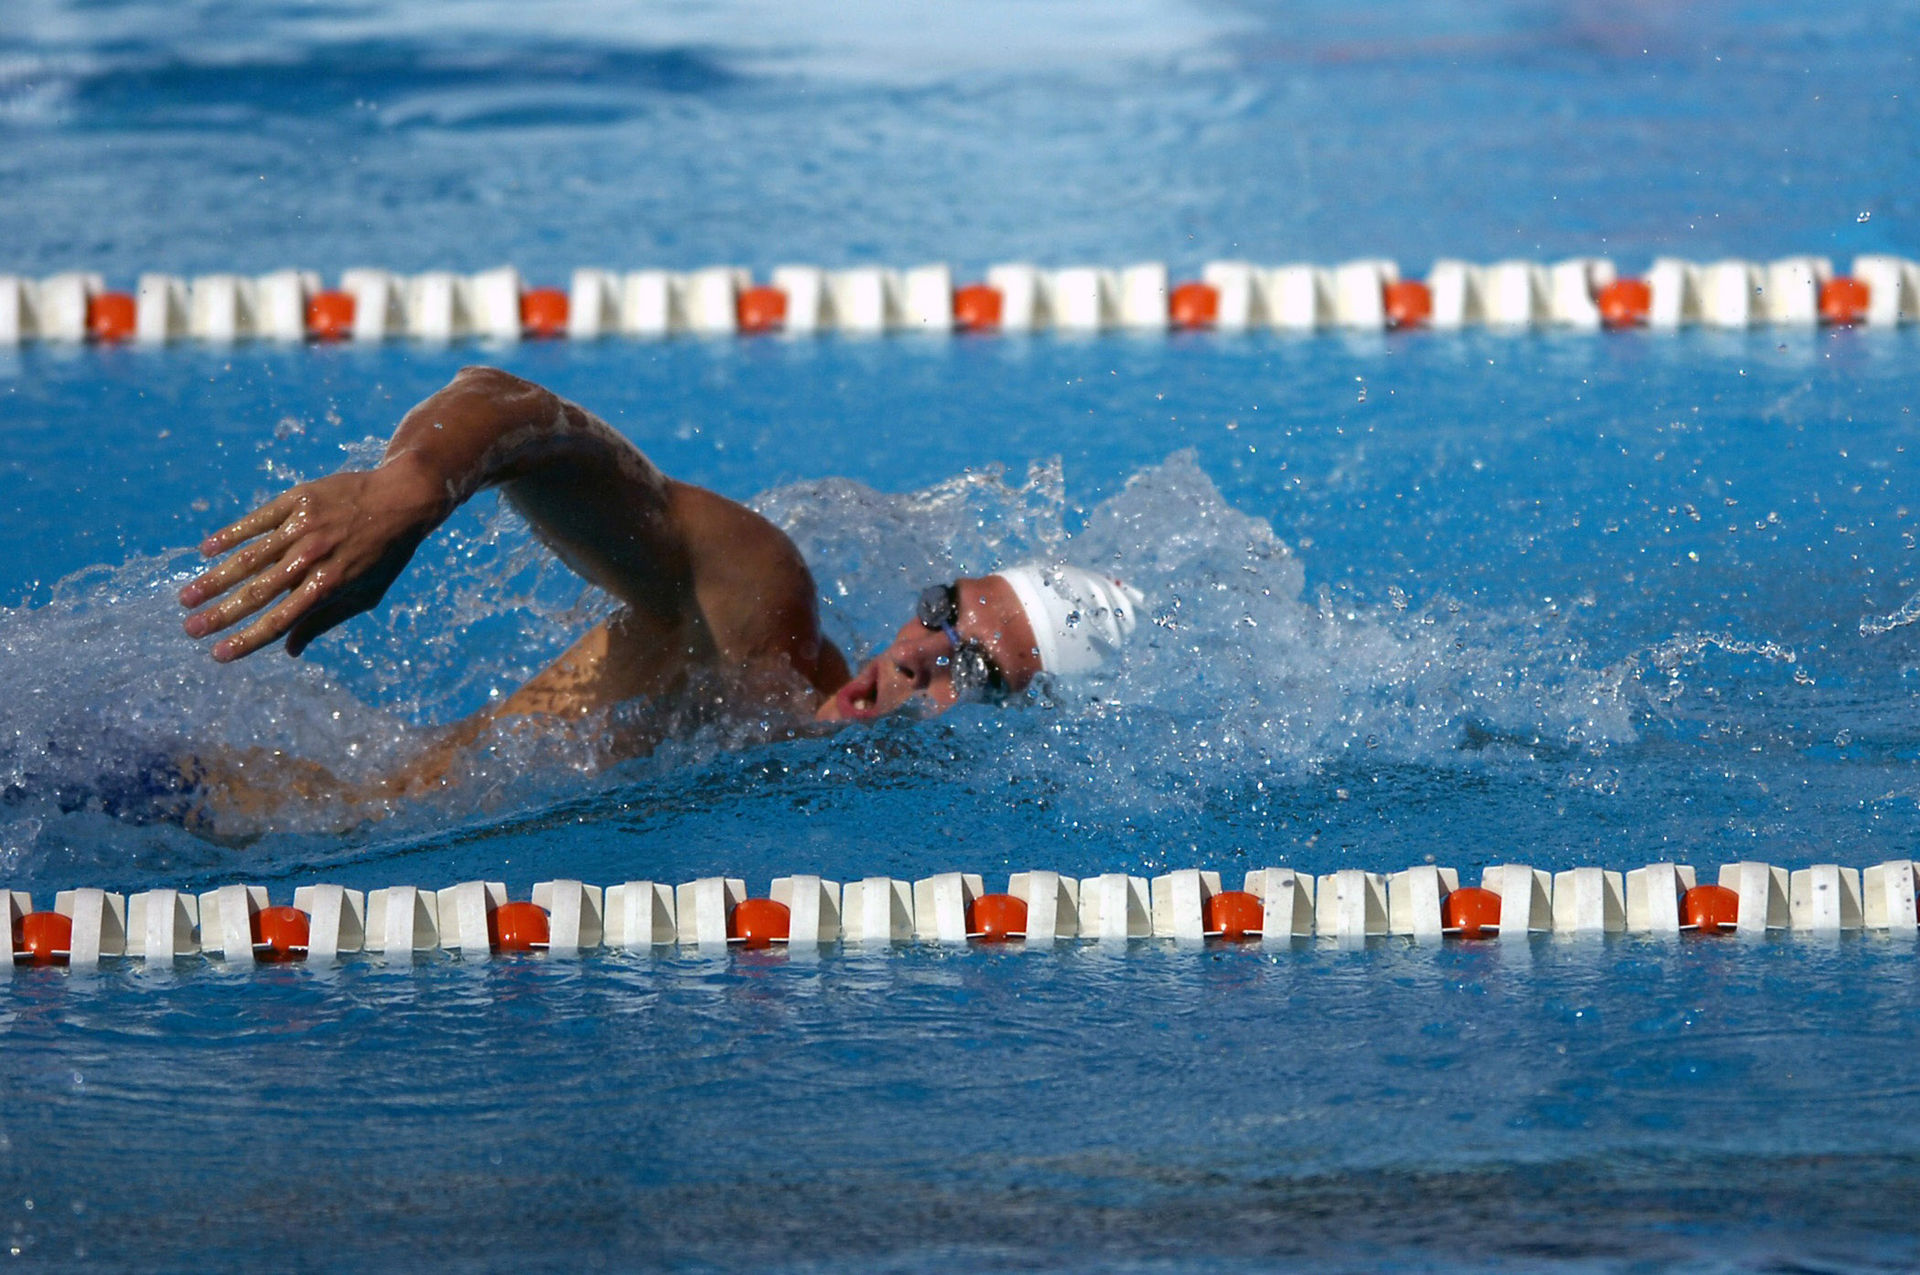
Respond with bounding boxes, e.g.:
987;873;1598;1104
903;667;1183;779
816;575;1043;723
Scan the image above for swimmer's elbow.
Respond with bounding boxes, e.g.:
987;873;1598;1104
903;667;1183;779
453;363;514;384
451;364;540;398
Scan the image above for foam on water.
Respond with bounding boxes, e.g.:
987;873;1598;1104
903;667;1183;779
1861;588;1920;637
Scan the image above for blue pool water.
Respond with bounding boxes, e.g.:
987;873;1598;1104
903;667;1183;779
4;2;1920;1269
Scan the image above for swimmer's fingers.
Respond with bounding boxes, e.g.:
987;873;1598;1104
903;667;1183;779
285;537;420;657
184;545;320;649
181;526;336;641
211;536;415;660
178;523;299;609
199;491;302;557
207;571;337;663
284;588;368;658
184;471;429;661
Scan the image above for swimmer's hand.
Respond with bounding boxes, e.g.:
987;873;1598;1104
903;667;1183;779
179;458;447;661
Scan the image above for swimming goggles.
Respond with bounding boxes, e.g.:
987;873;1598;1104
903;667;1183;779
916;583;1010;702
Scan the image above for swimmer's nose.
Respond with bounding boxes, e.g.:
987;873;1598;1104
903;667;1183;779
894;641;949;689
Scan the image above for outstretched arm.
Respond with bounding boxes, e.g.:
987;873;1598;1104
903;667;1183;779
181;367;840;695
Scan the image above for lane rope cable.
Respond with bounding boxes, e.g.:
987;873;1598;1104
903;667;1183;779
1;255;1914;345
6;859;1917;965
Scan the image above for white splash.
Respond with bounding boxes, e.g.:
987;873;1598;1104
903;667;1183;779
1861;591;1920;637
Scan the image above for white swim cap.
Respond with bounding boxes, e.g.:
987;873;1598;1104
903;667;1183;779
992;563;1146;675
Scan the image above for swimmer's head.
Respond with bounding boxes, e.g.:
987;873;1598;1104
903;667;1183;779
991;562;1146;676
816;563;1145;723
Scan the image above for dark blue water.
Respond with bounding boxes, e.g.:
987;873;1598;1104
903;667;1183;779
4;2;1920;1270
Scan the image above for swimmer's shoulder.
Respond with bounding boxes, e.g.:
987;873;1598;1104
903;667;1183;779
668;482;848;695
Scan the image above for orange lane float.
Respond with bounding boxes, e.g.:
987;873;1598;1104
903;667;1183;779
1203;889;1265;941
1441;886;1502;939
86;292;137;343
728;897;791;949
1681;884;1741;933
1168;281;1220;329
735;285;788;334
16;911;74;966
952;283;1003;332
1383;279;1433;328
1818;277;1871;326
966;893;1028;943
305;290;356;341
489;901;552;953
1596;278;1652;328
519;287;570;339
252;905;311;962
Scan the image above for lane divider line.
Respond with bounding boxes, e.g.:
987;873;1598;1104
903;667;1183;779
4;859;1915;968
3;255;1916;346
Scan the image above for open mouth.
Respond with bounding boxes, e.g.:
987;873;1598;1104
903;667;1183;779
832;663;885;721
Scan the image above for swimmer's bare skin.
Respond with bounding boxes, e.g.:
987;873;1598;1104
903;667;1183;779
179;367;1042;802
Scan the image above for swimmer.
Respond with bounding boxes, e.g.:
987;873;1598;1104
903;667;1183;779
177;367;1142;806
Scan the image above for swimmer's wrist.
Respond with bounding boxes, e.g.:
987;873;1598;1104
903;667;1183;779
376;450;459;524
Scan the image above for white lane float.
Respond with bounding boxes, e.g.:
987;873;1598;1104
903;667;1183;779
5;856;1917;971
7;254;1915;346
